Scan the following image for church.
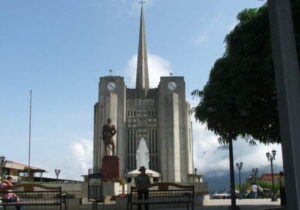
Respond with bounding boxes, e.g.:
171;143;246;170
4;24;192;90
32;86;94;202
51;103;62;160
93;5;193;182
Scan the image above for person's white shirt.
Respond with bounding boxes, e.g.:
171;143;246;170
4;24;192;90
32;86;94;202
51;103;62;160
251;184;258;192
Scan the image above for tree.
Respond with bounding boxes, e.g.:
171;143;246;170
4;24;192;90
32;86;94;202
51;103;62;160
193;58;241;143
193;2;300;144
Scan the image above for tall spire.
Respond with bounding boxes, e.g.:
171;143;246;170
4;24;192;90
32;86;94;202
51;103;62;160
136;4;149;90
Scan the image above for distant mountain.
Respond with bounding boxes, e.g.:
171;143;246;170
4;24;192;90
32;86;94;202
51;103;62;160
204;174;230;193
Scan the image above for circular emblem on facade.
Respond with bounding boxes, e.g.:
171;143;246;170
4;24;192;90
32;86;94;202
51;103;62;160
107;81;116;91
168;81;177;91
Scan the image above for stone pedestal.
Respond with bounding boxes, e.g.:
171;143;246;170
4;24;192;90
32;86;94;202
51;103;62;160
102;156;120;181
102;182;121;196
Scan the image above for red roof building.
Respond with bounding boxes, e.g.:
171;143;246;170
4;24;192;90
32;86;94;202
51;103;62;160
259;173;280;182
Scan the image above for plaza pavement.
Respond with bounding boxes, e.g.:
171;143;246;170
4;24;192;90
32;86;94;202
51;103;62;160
68;195;282;210
2;196;281;210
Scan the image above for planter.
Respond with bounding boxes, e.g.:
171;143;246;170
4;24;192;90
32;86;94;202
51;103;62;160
116;195;128;209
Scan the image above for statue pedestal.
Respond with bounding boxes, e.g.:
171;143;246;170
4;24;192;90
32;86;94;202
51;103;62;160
102;156;120;181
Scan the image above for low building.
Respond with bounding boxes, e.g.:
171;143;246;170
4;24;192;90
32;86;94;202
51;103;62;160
259;173;280;183
2;160;46;181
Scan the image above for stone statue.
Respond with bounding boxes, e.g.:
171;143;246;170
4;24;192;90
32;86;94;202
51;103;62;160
102;118;117;155
136;138;149;169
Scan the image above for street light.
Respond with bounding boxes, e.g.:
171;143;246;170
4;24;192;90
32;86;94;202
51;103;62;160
252;168;258;183
0;156;6;180
236;162;243;198
266;150;277;201
54;169;61;181
194;168;198;183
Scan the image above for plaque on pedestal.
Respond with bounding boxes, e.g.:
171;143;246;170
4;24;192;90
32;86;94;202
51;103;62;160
102;156;120;181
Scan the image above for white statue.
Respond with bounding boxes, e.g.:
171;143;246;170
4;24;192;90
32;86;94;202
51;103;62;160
136;138;149;169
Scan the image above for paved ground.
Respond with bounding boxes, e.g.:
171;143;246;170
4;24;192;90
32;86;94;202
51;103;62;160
1;196;282;210
73;195;282;210
199;195;282;210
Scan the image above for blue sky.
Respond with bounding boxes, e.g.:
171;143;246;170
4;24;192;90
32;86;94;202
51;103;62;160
0;0;282;184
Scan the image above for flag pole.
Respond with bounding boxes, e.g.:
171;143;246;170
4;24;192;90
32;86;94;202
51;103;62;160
28;90;32;179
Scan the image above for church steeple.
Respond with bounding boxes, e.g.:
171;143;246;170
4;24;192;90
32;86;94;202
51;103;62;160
136;4;149;91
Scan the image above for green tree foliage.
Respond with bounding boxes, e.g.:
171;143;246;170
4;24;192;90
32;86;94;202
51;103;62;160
193;2;299;144
238;182;279;197
256;181;279;195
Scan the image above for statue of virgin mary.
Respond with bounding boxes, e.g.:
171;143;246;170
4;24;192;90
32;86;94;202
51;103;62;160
136;137;149;169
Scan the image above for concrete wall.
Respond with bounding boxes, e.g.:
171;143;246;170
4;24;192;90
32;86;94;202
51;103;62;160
44;183;83;198
158;77;191;182
194;182;209;194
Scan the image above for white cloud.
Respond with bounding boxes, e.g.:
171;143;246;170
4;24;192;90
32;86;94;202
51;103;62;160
193;121;229;176
228;20;238;32
194;16;222;45
70;139;93;173
194;16;238;46
125;53;172;88
43;139;93;180
195;32;209;45
233;140;282;170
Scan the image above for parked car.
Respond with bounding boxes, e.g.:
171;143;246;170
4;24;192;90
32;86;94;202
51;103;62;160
211;190;240;199
211;191;231;199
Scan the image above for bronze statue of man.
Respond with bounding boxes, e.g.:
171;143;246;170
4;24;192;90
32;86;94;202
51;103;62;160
102;118;117;155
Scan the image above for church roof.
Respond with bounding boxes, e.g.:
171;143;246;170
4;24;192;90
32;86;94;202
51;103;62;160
136;6;149;91
3;160;46;173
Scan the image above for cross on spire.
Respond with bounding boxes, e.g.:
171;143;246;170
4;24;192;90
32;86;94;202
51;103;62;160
109;69;112;76
139;0;146;7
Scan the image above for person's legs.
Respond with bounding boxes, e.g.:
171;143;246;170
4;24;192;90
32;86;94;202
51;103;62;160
254;192;257;199
280;188;283;205
144;191;149;210
281;187;287;206
4;198;24;210
15;205;24;210
138;191;142;210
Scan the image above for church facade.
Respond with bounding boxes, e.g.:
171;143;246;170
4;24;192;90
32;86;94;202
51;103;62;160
93;6;193;182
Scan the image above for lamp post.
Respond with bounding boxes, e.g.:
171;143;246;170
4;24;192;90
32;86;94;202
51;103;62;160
252;168;258;183
266;150;277;201
236;162;243;198
0;156;6;181
194;168;198;183
54;169;61;181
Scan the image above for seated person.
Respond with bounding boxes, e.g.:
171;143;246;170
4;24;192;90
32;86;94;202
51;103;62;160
1;176;23;210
